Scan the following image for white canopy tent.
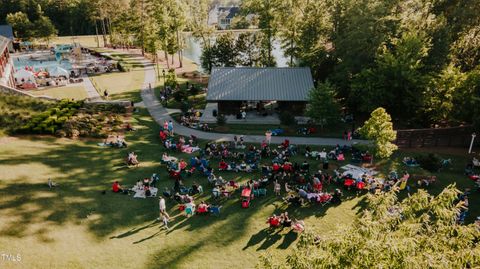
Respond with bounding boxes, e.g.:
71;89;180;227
14;69;36;82
48;66;70;78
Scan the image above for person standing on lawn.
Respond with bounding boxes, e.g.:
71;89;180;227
168;120;174;135
265;130;272;145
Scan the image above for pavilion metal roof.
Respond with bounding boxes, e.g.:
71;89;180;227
206;67;314;101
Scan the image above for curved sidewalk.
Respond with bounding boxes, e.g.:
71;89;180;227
139;58;365;146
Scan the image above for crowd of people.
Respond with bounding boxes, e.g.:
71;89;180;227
104;113;479;235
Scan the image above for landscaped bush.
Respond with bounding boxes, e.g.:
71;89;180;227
416;153;441;172
12;98;127;139
217;114;227;126
173;90;188;102
189;85;200;95
165;69;178;89
180;101;191;113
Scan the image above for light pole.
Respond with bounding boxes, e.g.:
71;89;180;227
162;69;166;106
468;133;476;154
162;69;166;89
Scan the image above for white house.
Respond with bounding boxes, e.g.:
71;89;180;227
208;6;240;30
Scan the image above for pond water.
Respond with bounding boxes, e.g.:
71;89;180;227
182;35;290;71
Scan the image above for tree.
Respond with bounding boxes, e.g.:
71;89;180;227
351;33;431;122
274;0;309;67
185;0;214;48
306;81;340;128
242;0;277;67
295;0;333;81
165;69;178;89
359;107;398;158
6;11;33;39
33;15;57;44
200;45;215;73
451;25;480;72
236;32;262;66
259;185;480;269
31;5;58;45
452;68;480;130
201;33;239;72
230;16;250;29
423;64;465;123
212;33;238;67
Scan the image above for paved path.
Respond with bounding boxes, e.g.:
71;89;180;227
82;74;102;100
139;57;366;146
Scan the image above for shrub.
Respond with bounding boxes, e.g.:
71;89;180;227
180;101;191;113
189;85;200;95
165;69;178;89
173;90;188;102
55;129;67;137
416;153;441;172
279;112;295;125
217;114;227;126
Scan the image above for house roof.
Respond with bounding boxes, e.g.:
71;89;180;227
206;67;314;101
0;36;11;53
0;25;14;39
218;7;240;19
209;6;240;25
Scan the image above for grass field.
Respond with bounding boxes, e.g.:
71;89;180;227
49;35;107;48
89;70;145;102
29;85;88;100
0;105;478;268
88;52;146;103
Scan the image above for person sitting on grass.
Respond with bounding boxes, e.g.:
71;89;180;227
267;214;281;228
292;219;305;232
125;123;135;132
219;159;228;171
212;186;221;199
116;136;127;148
197;201;210;214
159;130;168;141
127;152;139;166
47;178;57;188
274;180;281;196
280;212;292;227
112;181;124;193
179;159;188;171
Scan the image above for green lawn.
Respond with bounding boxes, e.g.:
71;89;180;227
165;93;207;110
84;49;146;103
0;105;478;268
29;85;88;100
89;69;145;103
49;35;107;48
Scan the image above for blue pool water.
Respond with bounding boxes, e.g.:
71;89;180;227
13;54;72;72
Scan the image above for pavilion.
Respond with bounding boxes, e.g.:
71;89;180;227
201;67;314;123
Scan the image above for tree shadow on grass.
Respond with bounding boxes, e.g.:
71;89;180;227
110;220;158;239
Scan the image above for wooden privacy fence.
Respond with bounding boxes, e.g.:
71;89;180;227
395;126;478;148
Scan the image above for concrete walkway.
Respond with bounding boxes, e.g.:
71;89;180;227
82;74;102;100
139;58;366;146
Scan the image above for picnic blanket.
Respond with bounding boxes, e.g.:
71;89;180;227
163;156;178;163
340;164;378;180
133;187;158;199
181;145;200;154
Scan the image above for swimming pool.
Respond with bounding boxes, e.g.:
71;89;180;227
13;52;72;72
